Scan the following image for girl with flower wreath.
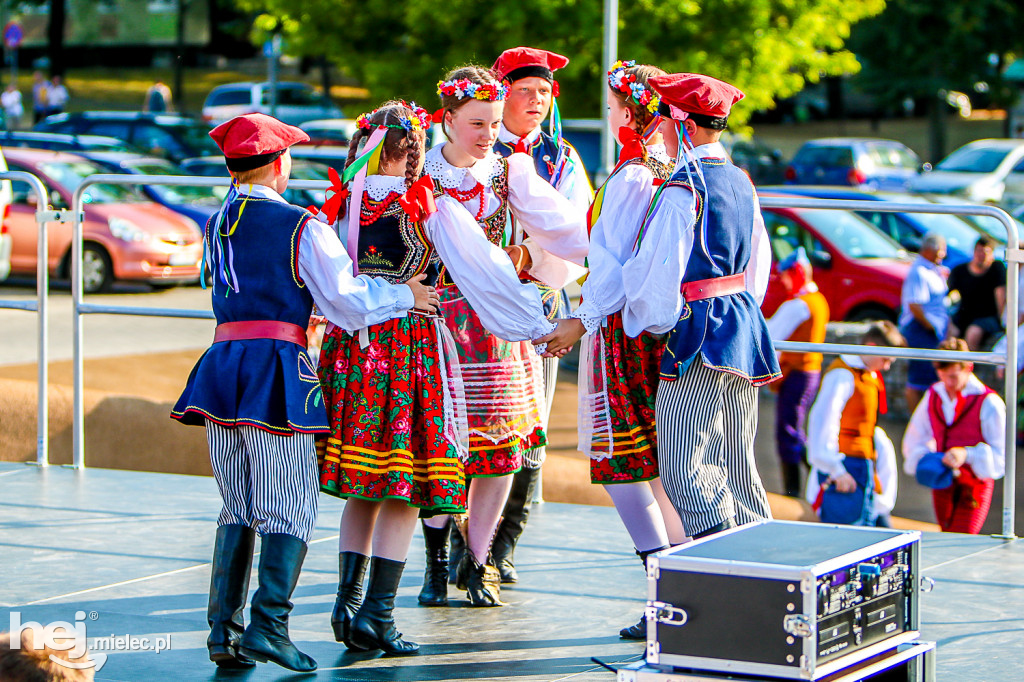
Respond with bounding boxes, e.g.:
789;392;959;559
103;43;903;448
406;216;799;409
416;65;588;608
535;61;687;640
316;100;556;654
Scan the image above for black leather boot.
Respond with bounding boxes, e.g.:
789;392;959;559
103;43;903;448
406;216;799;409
207;524;256;668
331;551;369;648
693;517;737;539
348;557;420;655
456;550;505;607
781;461;804;498
448;522;465;585
417;520;450;606
619;545;669;640
239;533;317;672
491;466;540;584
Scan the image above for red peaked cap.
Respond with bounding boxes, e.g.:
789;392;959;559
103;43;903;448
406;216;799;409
492;47;569;83
209;113;309;168
649;73;744;118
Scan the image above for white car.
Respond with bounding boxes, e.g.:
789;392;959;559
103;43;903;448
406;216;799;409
0;149;13;281
202;82;343;127
910;138;1024;205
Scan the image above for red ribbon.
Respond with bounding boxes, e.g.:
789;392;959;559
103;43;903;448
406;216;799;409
399;174;438;222
319;166;349;225
552;80;560;98
432;108;446;124
514;135;531;155
616;126;645;166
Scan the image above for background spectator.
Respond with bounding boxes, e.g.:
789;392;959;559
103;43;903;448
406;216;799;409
899;233;950;411
143;80;172;113
2;83;23;130
31;71;49;124
948;236;1006;351
48;76;69;116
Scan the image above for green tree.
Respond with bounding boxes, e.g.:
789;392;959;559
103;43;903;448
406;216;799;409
849;0;1024;160
235;0;883;125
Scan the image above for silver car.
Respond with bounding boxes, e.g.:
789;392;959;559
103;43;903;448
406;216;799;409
202;82;343;127
911;138;1024;205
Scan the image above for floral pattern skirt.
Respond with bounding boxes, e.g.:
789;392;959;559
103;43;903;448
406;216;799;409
580;311;665;484
439;285;546;478
317;315;467;514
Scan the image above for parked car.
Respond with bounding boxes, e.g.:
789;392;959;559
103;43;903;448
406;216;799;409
918;194;1021;254
81;152;222;225
202;82;343;126
784;138;921;191
301;119;357;147
179;156;329;209
910;139;1024;204
759;191;912;321
721;133;786;185
765;186;990;268
2;149;203;292
0;131;140;154
0;149;11;280
34;112;220;163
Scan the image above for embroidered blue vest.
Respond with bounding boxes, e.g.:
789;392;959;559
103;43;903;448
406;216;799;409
660;157;781;386
355;193;439;286
172;197;328;434
494;131;562;184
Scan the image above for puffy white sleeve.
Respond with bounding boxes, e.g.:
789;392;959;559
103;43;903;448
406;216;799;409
573;165;658;334
873;427;898;515
965;393;1006;480
746;192;772;304
427;196;555;342
620;184;695;336
555;142;595;212
901;391;936;476
766;298;811;343
507;153;589;287
298;216;414;332
807;368;855;477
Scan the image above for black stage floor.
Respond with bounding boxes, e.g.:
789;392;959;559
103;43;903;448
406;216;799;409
1;462;1022;681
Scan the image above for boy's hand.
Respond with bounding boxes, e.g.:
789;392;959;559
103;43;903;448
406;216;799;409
503;244;532;275
832;472;857;493
534;318;586;357
405;274;439;313
942;446;968;470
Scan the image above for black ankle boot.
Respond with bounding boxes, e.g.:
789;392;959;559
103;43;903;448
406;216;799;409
239;534;317;672
331;551;369;648
693;517;737;539
207;525;256;668
620;545;669;640
457;551;505;607
781;461;804;498
348;557;420;655
418;520;451;606
491;467;540;584
448;524;465;585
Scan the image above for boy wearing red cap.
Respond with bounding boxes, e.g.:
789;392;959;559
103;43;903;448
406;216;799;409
446;46;590;585
618;73;780;539
172;113;436;671
766;246;829;497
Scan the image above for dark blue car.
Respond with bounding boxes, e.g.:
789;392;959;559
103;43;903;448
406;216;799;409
764;186;997;269
784;138;921;191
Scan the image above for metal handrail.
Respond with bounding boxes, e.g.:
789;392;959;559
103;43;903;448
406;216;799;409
65;178;1020;536
760;196;1019;539
0;170;55;466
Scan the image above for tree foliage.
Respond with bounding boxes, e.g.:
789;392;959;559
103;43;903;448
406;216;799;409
236;0;883;124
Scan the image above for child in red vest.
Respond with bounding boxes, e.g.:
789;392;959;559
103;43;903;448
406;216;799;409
902;337;1006;533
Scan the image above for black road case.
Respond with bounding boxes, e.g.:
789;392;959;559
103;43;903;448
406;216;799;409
647;521;922;680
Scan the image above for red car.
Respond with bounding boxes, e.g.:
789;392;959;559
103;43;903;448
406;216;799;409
3;149;203;292
758;192;912;321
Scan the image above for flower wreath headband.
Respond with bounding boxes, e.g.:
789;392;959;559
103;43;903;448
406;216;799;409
355;100;433;133
436;78;509;102
608;60;661;116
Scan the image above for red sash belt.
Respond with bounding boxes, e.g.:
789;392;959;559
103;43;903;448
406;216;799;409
214;320;307;346
680;273;746;302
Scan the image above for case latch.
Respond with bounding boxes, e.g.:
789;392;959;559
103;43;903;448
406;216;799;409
648;601;688;626
783;614;813;638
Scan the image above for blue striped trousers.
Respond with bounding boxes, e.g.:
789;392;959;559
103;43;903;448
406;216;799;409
655;361;773;536
206;422;319;542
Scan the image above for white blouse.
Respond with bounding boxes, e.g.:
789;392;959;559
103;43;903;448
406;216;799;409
424;144;588;289
619;142;771;337
901;374;1006;481
231;183;414;332
343;174;554;342
572;145;671;334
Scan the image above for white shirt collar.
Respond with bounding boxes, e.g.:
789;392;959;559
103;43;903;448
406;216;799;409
424;143;502;189
364;174;408;201
235;182;287;203
497;123;541;145
672;141;729;174
933;374;987;402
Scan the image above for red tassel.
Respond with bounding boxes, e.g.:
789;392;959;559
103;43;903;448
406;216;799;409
552;80;560;98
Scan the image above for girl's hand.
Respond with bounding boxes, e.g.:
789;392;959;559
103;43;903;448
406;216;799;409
534;318;586;357
405;274;439;313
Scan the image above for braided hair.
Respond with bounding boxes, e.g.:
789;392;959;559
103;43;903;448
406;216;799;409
609;63;666;135
344;100;426;189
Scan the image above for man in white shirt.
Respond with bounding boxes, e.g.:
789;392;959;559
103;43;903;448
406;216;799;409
899;233;949;411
